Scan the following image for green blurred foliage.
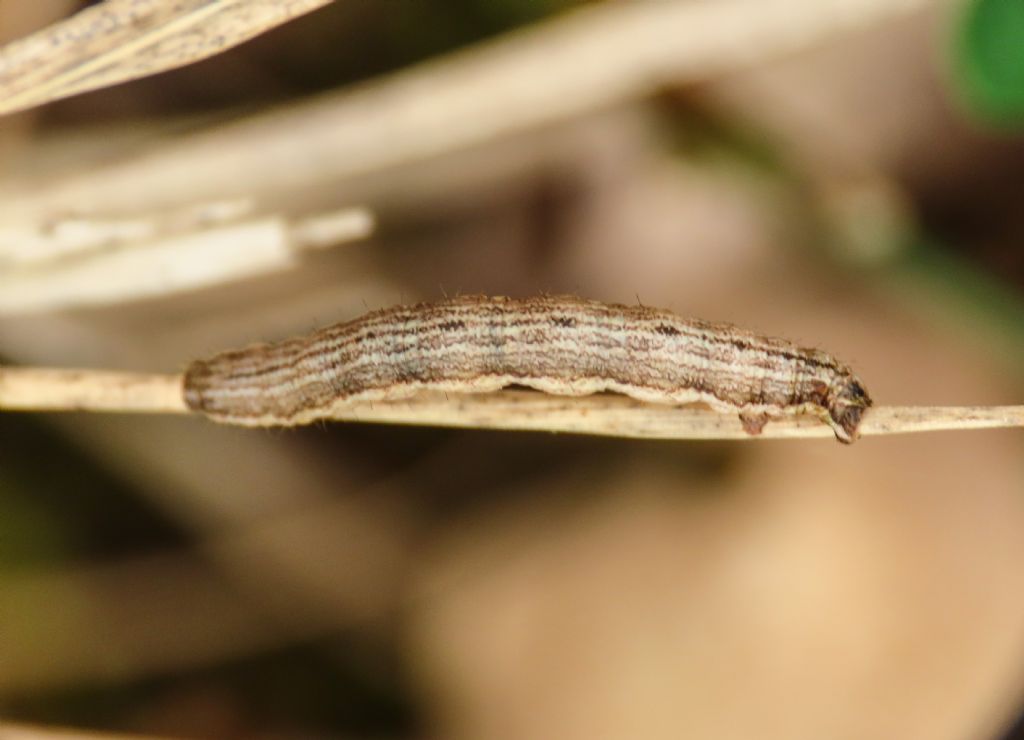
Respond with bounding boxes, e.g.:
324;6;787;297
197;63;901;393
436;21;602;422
952;0;1024;125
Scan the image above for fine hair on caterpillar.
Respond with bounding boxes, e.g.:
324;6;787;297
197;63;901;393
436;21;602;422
183;295;872;443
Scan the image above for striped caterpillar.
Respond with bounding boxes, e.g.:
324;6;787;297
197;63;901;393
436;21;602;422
183;295;872;443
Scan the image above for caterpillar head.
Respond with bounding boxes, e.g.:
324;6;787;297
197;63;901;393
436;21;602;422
827;375;872;444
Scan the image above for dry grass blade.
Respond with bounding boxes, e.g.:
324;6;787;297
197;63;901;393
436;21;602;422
0;0;334;116
0;0;933;233
0;206;373;314
0;368;185;414
1;367;1021;441
310;394;1024;441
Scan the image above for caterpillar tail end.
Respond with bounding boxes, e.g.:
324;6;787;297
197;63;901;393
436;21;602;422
182;360;212;414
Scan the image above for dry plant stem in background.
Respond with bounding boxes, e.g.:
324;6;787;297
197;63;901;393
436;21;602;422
0;0;335;116
0;206;374;314
1;366;1021;442
0;0;933;250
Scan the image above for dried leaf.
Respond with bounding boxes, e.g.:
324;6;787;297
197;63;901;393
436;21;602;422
0;0;334;116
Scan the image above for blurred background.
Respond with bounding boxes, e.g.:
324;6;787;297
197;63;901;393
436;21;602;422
2;0;1024;738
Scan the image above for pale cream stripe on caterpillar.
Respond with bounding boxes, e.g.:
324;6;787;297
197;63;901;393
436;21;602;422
183;295;872;443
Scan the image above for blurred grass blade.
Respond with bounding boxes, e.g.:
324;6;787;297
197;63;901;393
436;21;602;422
0;0;334;116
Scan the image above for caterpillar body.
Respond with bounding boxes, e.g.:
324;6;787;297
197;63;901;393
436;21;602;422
183;295;872;443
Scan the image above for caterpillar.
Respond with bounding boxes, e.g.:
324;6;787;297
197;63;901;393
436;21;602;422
183;294;871;443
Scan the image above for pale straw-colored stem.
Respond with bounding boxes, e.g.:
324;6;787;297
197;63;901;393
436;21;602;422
0;0;933;230
0;367;186;414
1;366;1020;440
0;206;373;314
